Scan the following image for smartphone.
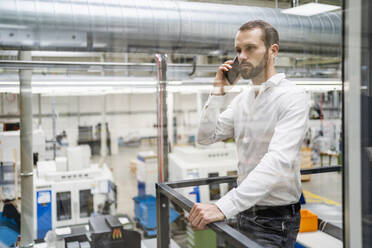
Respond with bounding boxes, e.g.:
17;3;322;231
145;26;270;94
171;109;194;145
223;56;240;84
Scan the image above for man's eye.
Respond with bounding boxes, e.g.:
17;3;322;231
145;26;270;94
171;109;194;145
236;49;241;53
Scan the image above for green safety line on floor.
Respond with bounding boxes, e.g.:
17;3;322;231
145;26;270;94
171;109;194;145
302;190;341;206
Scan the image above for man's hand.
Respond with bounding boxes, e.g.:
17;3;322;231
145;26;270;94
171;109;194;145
187;203;225;230
213;60;240;95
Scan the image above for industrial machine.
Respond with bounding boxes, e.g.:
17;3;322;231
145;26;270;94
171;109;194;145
88;215;140;248
33;162;116;240
168;143;238;203
60;215;140;248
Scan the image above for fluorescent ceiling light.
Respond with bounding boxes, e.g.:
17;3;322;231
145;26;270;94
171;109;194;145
282;3;340;16
0;79;342;95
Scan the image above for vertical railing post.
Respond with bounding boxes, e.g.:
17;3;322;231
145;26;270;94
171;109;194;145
156;184;170;248
101;94;107;158
155;54;169;182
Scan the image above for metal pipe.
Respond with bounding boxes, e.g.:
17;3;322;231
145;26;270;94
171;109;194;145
167;92;174;149
0;60;341;76
0;60;219;72
0;0;341;55
51;96;57;160
18;51;34;248
101;94;107;157
38;94;41;126
77;96;80;126
156;54;169;182
1;94;4;115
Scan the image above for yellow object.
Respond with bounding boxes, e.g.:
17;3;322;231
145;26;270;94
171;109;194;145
299;209;318;233
302;190;341;206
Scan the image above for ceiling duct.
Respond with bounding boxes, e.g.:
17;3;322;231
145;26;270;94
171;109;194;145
0;0;341;55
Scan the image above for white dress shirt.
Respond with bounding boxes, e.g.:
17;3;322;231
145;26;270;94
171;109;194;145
196;73;310;219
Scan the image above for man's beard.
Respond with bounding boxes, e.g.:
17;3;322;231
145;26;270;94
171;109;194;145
239;50;269;80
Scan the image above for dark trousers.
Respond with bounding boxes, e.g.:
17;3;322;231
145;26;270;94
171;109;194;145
237;203;301;248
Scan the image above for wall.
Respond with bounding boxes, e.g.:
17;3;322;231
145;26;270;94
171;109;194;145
0;92;204;147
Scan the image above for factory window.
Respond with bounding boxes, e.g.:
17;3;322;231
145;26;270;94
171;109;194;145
56;192;72;221
79;189;94;218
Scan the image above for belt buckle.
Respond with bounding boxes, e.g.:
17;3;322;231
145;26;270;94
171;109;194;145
291;204;296;215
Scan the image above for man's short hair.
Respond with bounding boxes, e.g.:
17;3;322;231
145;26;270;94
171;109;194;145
239;20;279;48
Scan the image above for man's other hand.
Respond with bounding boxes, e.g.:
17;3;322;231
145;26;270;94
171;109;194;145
187;203;225;230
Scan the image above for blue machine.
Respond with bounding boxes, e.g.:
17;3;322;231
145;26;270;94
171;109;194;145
189;186;201;203
36;190;52;239
0;212;19;247
133;195;179;237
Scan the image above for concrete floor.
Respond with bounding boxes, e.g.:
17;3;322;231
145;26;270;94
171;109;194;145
98;145;155;219
302;171;342;205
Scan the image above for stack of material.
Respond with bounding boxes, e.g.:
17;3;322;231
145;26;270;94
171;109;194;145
300;147;313;182
0;129;46;164
136;151;157;196
0;162;19;200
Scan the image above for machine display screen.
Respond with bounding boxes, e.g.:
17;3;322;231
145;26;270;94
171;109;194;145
79;189;93;218
56;192;72;221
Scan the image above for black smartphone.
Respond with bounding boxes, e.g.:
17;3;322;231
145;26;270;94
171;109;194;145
223;56;240;84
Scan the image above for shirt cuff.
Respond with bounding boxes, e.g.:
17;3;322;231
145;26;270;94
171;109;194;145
215;196;239;219
205;93;226;108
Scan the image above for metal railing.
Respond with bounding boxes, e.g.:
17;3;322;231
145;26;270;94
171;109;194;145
156;165;342;248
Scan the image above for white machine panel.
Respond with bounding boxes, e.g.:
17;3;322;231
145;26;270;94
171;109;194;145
169;143;238;203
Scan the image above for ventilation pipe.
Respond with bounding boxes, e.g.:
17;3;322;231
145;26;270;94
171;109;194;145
0;0;341;55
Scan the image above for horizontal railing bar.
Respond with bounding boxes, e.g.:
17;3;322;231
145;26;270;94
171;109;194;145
300;166;342;175
165;176;236;188
165;166;342;188
157;183;262;248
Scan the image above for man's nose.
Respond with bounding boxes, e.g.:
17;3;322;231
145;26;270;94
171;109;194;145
238;52;248;61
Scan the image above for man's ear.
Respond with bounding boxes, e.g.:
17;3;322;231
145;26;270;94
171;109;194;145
271;44;279;57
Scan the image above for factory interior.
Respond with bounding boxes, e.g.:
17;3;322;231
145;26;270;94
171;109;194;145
0;0;371;247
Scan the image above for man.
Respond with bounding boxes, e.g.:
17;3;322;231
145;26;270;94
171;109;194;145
188;20;309;247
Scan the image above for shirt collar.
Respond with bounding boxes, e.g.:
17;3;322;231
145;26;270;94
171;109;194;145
265;73;286;87
246;73;286;88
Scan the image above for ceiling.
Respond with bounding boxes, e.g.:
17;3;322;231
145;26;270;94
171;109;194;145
187;0;342;8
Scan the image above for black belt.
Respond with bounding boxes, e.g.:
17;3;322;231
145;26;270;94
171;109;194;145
241;201;301;218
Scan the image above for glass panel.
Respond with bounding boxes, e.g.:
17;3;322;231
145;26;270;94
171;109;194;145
56;191;72;221
361;0;372;246
0;0;348;245
79;189;93;218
